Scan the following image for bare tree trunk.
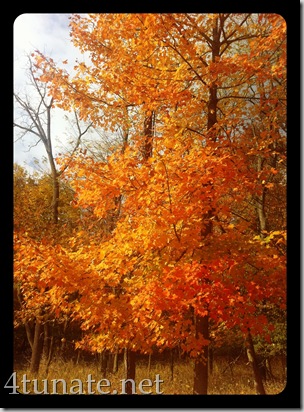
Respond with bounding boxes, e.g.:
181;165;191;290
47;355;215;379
24;322;34;351
170;349;174;381
45;335;54;375
256;155;267;234
100;350;108;377
247;146;268;395
245;331;266;394
280;352;286;382
148;353;152;374
43;322;51;359
193;314;209;394
209;346;214;375
112;351;119;374
51;166;60;224
15;285;34;350
30;318;44;375
124;349;136;394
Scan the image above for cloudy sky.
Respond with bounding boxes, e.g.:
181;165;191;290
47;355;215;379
14;14;86;173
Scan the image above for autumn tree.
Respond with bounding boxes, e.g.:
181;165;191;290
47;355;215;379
14;56;92;224
30;13;286;393
14;55;92;374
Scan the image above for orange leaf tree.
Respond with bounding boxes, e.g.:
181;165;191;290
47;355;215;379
32;13;286;393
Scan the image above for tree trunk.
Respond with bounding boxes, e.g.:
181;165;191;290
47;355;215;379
193;19;221;395
209;346;214;375
24;322;34;351
280;352;286;382
148;353;152;374
170;349;174;381
207;85;218;133
45;335;54;375
256;155;267;234
100;350;108;377
30;318;44;375
142;111;155;160
193;314;209;394
47;152;60;225
245;331;266;394
15;285;34;351
112;351;119;374
43;322;51;359
51;169;60;224
124;349;136;394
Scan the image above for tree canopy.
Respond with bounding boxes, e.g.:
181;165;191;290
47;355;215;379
14;13;286;394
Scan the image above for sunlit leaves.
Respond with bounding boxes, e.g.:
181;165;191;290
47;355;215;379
17;13;287;357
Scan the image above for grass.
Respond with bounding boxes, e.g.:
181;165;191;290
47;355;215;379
14;356;286;395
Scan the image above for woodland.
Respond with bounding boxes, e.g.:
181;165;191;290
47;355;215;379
13;13;287;395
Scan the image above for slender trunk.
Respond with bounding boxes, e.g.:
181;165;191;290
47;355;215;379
207;85;218;133
44;98;60;225
47;153;60;225
142;110;155;160
112;351;119;374
256;155;267;234
107;352;114;372
24;322;34;351
193;314;209;394
245;331;266;394
170;349;174;381
15;285;34;350
148;353;152;374
124;349;136;394
209;346;214;375
75;350;81;365
100;350;108;377
43;322;51;359
52;170;60;225
249;119;268;396
266;357;273;381
45;335;54;375
30;318;44;375
280;352;286;382
193;19;221;396
43;321;54;373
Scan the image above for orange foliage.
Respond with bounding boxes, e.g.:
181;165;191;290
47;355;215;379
16;13;287;356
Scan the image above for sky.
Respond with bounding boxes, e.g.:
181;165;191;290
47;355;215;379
13;14;87;173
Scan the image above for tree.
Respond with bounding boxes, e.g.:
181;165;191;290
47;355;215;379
14;56;92;224
14;55;93;374
30;13;286;393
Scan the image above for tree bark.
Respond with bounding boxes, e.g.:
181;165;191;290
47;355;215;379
256;155;267;234
192;21;220;395
45;335;54;374
209;346;214;375
170;349;174;381
148;353;152;374
245;330;266;394
124;349;136;394
24;323;34;351
112;351;119;374
30;318;44;375
142;111;155;160
43;321;51;361
100;350;109;377
193;314;209;394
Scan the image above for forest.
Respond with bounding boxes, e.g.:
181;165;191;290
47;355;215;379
13;13;286;395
